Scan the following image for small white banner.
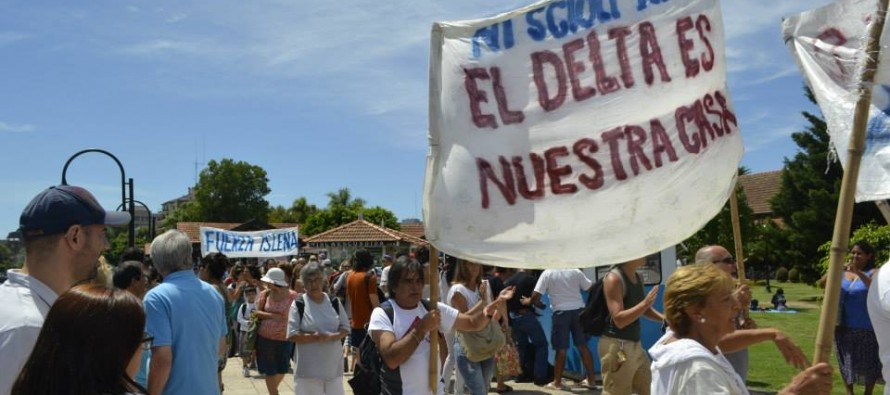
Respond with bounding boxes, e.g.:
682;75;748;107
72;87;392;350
200;227;299;258
784;0;890;202
424;0;743;268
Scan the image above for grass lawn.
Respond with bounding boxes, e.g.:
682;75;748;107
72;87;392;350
746;280;884;395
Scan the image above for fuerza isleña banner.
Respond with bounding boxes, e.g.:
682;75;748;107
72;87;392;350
424;0;743;268
200;227;299;258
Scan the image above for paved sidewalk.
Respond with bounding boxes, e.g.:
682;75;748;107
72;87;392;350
219;357;778;394
219;356;601;394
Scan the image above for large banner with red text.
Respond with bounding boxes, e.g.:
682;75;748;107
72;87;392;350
784;0;890;202
424;0;742;268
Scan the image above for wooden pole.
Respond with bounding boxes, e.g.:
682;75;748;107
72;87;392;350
428;246;440;393
729;185;747;283
875;200;890;224
814;0;889;364
729;179;753;328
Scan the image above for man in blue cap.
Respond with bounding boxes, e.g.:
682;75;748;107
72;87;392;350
0;185;130;394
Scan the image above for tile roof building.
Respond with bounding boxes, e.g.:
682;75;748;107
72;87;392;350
737;170;783;223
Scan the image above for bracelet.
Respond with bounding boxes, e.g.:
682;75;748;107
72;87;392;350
411;331;422;345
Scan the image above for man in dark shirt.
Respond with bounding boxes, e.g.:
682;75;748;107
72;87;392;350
505;269;549;385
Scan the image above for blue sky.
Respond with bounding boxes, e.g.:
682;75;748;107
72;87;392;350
0;0;835;235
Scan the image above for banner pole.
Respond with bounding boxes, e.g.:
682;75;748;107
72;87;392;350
429;246;440;393
730;183;747;283
875;200;890;223
729;178;753;329
814;0;889;364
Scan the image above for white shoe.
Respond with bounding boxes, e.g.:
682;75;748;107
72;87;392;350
242;367;250;377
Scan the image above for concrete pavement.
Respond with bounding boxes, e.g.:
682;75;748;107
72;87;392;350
219;356;602;394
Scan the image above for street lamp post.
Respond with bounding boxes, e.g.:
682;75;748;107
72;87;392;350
61;149;135;247
116;199;155;241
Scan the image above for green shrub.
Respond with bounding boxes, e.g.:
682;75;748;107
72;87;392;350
818;223;890;274
776;267;789;282
788;267;801;283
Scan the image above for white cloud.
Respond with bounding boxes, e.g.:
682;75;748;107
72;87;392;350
0;32;29;47
0;122;35;133
120;39;206;56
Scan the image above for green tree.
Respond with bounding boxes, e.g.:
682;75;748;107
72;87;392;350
194;159;271;222
163;159;272;228
681;168;757;264
160;200;200;230
769;89;883;280
362;206;401;230
300;188;399;236
268;197;319;224
104;226;151;265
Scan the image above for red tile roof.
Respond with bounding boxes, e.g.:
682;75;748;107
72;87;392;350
304;219;429;247
400;223;425;239
176;222;299;243
738;170;782;216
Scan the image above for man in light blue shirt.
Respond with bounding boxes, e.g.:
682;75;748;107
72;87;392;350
145;230;227;395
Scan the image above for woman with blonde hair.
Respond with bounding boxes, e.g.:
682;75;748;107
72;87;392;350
649;263;833;395
447;260;506;395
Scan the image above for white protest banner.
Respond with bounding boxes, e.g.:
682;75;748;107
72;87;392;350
200;227;299;258
784;0;890;202
424;0;743;268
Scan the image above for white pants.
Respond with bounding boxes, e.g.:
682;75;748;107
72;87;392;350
294;377;345;395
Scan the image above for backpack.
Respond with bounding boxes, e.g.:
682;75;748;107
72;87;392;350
580;267;627;336
348;300;431;395
366;271;388;303
294;293;341;320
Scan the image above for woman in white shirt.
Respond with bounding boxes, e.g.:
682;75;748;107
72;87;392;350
368;258;514;395
288;262;350;395
448;260;502;395
649;263;832;395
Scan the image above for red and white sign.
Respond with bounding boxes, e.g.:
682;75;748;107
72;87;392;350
424;0;742;268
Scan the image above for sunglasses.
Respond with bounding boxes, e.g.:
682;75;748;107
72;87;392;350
713;256;736;264
142;334;154;351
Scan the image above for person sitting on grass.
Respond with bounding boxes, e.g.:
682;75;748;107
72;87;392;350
772;288;787;311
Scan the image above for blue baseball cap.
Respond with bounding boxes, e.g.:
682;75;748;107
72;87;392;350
19;185;131;239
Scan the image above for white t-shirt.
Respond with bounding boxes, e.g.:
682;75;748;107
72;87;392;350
288;293;350;379
0;270;58;395
867;266;890;394
237;302;256;332
533;269;592;311
381;266;392;288
447;284;481;310
368;302;459;395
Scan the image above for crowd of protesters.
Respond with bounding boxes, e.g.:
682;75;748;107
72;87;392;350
0;184;874;395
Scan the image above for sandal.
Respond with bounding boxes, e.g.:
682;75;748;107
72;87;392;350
495;385;513;393
544;382;568;391
578;379;596;389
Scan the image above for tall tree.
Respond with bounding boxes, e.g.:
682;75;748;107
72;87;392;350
300;188;399;236
268;197;319;224
162;158;272;227
769;89;883;280
194;159;271;222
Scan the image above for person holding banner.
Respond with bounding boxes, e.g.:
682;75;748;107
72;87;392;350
695;246;808;381
369;258;514;395
650;263;833;395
